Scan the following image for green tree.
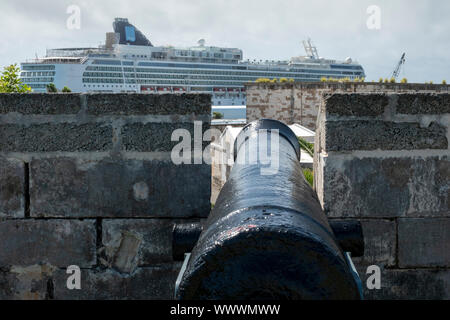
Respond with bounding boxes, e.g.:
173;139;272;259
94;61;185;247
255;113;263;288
400;78;408;83
443;80;447;85
212;111;224;119
298;137;314;157
61;86;72;92
302;168;314;187
46;83;58;92
0;64;31;93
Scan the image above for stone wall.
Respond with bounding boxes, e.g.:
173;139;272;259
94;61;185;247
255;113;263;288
246;82;450;131
314;92;450;299
0;93;211;299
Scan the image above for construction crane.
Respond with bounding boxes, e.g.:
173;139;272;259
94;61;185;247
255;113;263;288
391;53;406;80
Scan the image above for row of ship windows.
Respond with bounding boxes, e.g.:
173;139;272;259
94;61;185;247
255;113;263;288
135;80;245;85
22;65;56;71
132;74;322;80
83;70;358;79
21;72;56;77
83;72;123;78
86;64;362;76
173;51;237;59
93;58;288;70
22;77;54;83
86;61;363;77
86;66;123;72
80;85;243;94
136;61;363;73
80;83;243;93
83;78;124;84
27;84;48;88
82;76;359;85
83;84;136;88
82;78;246;85
82;73;332;82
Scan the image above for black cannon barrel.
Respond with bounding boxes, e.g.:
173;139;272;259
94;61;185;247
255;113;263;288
172;220;364;261
176;119;363;300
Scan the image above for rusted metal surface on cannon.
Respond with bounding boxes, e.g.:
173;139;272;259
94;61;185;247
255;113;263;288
175;119;364;300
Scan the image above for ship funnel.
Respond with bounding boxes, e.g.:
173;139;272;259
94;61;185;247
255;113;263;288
113;18;153;47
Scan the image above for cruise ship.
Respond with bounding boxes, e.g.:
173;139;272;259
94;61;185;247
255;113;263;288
21;18;366;106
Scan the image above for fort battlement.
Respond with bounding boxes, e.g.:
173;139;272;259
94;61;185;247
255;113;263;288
0;92;448;299
0;93;211;299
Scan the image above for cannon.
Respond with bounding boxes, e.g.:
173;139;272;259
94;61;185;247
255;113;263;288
174;119;364;300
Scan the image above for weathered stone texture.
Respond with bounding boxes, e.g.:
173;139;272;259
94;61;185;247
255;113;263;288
121;122;209;152
0;264;56;300
0;93;81;114
52;264;181;299
246;83;450;130
101;219;179;271
86;93;211;115
397;93;450;114
0;123;113;152
0;157;24;218
323;93;389;117
0;220;96;267
324;121;447;151
314;91;450;300
398;218;450;267
30;158;210;218
357;267;450;300
324;156;449;218
0;93;212;300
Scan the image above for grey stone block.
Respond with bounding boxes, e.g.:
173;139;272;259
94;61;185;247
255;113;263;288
0;220;96;268
86;93;211;115
0;157;24;218
52;264;182;299
397;93;450;114
323;93;389;117
324;156;449;218
102;219;178;271
30;158;211;218
398;218;450;267
121;122;210;152
324;120;447;151
356;266;450;300
0;263;56;300
0;123;113;152
0;93;81;115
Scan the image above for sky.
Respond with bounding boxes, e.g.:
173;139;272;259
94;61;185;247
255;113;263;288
0;0;448;83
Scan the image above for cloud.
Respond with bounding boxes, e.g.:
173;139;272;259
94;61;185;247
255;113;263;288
0;0;448;82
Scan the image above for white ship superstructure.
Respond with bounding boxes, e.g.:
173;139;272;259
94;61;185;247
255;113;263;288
21;18;366;106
